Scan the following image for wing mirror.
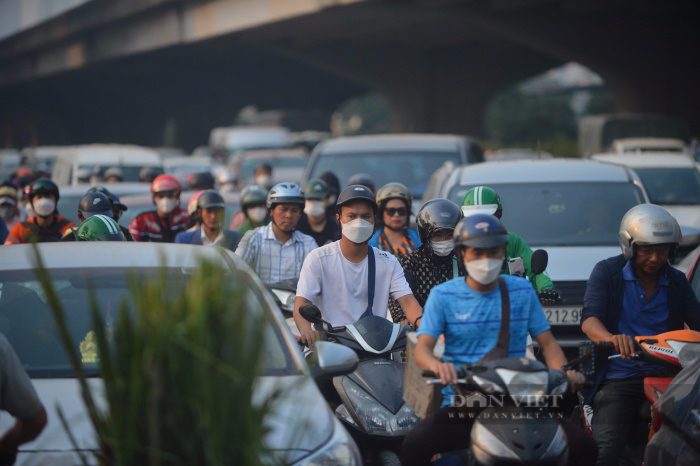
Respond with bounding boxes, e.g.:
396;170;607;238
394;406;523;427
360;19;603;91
307;341;358;378
531;249;549;276
300;303;324;326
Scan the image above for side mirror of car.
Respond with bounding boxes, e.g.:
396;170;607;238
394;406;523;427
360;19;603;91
307;341;358;379
300;303;324;325
531;249;549;276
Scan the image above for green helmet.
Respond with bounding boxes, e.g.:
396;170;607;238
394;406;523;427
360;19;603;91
304;179;330;200
76;214;126;241
461;186;502;216
240;185;269;209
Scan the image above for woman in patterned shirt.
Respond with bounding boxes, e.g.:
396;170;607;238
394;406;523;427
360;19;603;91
388;198;464;322
369;182;421;257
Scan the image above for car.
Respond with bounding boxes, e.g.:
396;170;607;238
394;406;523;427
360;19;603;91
0;242;362;465
610;138;688;154
55;183;152;225
228;148;309;187
302;134;484;203
430;158;650;351
592;152;700;232
210;126;292;157
162;155;219;185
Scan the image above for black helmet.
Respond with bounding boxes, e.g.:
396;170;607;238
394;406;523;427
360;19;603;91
346;173;375;193
240;185;269;209
319;171;340;195
28;178;59;201
417;199;463;243
197;190;225;209
336;184;378;214
87;185;127;212
79;192;113;218
454;214;509;250
187;171;215;190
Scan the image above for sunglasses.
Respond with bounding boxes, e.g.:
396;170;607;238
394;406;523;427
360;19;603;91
385;207;408;217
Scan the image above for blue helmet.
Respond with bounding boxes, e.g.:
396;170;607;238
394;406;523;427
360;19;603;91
453;214;509;249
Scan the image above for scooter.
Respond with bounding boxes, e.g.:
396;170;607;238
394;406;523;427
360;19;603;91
299;304;420;466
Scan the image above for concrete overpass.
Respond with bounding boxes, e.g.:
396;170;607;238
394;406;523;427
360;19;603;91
0;0;698;150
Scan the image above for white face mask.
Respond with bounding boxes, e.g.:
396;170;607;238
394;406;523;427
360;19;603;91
255;175;272;187
341;218;375;244
304;200;325;219
248;206;268;223
465;258;503;285
431;240;453;257
32;198;56;217
156;197;177;214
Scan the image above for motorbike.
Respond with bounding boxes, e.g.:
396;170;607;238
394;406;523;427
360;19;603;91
299;304;420;466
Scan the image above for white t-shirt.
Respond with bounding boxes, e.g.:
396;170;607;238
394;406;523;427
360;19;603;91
296;241;413;327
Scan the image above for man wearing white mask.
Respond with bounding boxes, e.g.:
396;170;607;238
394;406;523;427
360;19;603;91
294;184;423;348
254;163;273;190
296;178;340;247
128;175;189;242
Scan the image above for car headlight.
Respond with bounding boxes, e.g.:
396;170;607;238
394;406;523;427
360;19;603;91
299;416;361;466
495;369;548;405
341;378;420;436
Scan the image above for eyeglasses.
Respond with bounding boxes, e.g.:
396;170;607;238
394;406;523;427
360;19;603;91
385;207;408;217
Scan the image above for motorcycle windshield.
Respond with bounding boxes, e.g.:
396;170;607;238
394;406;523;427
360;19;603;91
345;316;405;353
658;358;700;445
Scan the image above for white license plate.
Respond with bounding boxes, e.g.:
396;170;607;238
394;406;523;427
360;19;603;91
544;307;582;325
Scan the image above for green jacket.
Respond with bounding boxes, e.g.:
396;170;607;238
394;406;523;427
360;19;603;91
235;217;270;235
503;231;554;293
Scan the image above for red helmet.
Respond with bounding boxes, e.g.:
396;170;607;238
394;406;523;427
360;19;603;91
151;175;182;197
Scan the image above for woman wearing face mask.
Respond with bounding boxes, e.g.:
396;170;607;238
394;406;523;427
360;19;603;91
4;179;76;244
296;179;341;246
386;199;464;322
368;182;421;257
231;185;270;234
128;175;189;242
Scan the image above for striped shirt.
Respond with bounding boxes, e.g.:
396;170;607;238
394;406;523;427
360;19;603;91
235;223;317;285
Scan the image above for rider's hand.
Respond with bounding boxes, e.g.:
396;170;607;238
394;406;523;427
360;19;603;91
538;289;560;306
300;328;319;349
566;370;585;393
607;334;636;359
431;361;458;386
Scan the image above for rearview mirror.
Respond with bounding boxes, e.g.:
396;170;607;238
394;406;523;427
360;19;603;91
531;249;548;276
307;341;358;378
300;303;323;325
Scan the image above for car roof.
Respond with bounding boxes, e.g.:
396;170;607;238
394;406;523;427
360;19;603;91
55;145;162;165
318;134;467;154
592;153;698;168
453;159;633;185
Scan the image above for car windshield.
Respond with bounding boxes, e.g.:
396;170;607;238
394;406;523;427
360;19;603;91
634;168;700;205
310;151;462;197
56;194;84;225
240;157;308;180
79;165;160;183
0;267;294;378
448;182;645;247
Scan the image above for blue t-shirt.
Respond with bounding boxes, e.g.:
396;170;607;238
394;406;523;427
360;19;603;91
605;260;669;380
417;275;550;406
368;228;422;251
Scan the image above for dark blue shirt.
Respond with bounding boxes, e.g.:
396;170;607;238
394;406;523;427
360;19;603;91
605;261;669;379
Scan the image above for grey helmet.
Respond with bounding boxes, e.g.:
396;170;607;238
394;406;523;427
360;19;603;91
619;204;682;260
266;182;305;210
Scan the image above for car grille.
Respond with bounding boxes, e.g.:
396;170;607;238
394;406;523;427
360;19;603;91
552;281;588;306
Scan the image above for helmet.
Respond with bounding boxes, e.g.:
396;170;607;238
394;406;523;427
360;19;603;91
197;190;225;209
103;167;124;181
187;171;215;190
188;191;205;215
87;186;127;212
336;184;378;213
0;183;18;203
619;204;682;260
304;179;330;200
151;175;182;197
377;182;412;209
266;182;305;210
346;173;375;193
461;186;503;216
319;171;340;195
454;214;509;250
140;167;163;183
79;192;113;218
28;178;59;201
417;198;463;243
240;185;269;209
76;214;126;241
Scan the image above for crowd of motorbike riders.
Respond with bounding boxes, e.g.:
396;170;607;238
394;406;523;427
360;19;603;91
1;164;699;466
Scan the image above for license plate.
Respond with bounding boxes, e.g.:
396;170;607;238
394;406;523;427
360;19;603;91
544;307;581;325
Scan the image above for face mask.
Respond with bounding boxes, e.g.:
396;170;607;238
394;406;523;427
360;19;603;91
248;206;268;223
0;205;13;221
305;200;325;219
465;258;503;285
156;197;177;214
255;175;271;187
32;198;56;217
341;218;374;244
431;240;453;257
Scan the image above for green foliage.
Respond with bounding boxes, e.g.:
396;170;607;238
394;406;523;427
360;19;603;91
32;248;277;466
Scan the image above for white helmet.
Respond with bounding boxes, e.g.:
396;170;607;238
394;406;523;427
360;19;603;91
266;183;305;210
619;204;682;260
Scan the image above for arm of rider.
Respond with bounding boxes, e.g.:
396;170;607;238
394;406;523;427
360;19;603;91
534;330;585;392
581;316;636;359
293;296;319;349
0;407;47;458
396;294;422;328
415;334;458;386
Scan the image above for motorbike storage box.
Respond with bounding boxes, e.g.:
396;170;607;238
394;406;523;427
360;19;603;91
403;332;444;419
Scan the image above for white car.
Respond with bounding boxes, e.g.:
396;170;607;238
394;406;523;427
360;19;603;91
0;243;361;465
592;152;700;231
429;159;650;349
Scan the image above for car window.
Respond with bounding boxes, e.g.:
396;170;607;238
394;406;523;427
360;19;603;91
634;168;700;205
448;182;645;247
79;165;161;183
310;151;462;198
240;157;308;180
0;267;295;378
56;194;85;225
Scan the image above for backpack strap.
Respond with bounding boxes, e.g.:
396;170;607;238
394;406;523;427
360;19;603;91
359;245;376;319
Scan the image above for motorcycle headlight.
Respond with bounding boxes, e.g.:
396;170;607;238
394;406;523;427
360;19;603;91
472;375;505;394
341;378;420;436
495;369;548;405
299;416;361;466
